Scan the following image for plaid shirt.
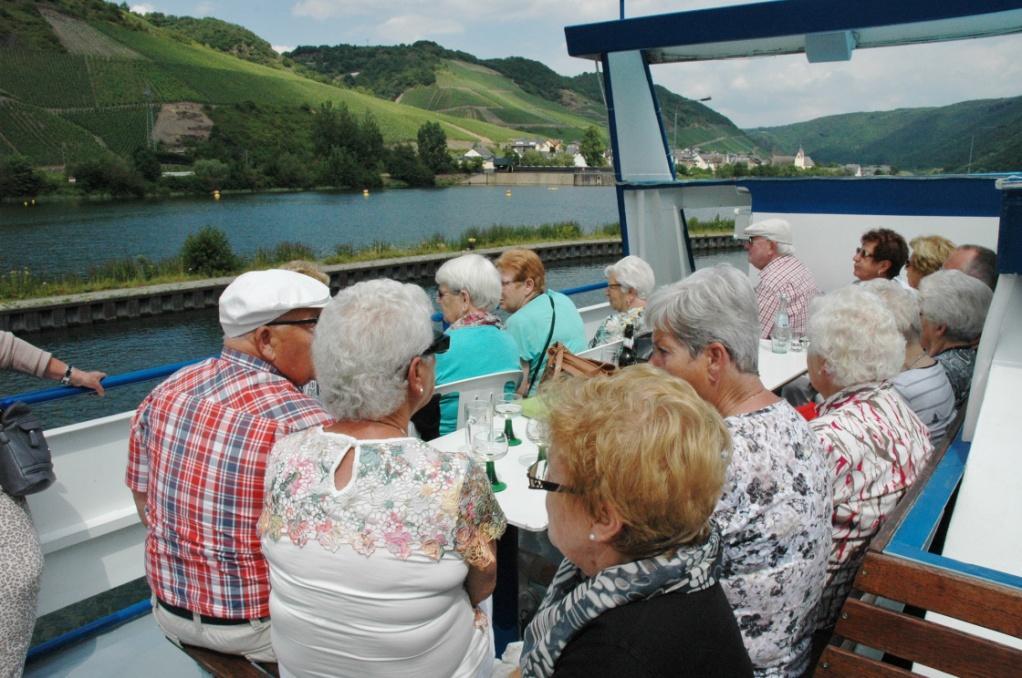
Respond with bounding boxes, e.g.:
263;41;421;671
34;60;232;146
755;254;820;339
126;348;331;619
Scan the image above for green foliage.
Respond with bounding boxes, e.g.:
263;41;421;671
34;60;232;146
250;242;317;267
181;226;239;276
0;156;46;199
132;145;161;181
580;126;607;167
0;0;64;52
417;121;451;173
0;51;93;107
143;13;280;67
482;57;567;102
68;156;145;196
385;144;434;187
193;158;230;190
63;107;150;157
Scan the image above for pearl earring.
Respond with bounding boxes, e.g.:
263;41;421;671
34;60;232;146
588;533;596;541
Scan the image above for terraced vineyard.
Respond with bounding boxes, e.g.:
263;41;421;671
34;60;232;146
0;100;108;164
60;107;149;156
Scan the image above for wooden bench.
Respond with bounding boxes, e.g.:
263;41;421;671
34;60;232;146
176;642;279;677
814;420;1022;676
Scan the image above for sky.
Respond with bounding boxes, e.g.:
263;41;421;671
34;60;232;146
128;0;1022;129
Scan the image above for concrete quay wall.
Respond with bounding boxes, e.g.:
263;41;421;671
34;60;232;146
1;236;739;334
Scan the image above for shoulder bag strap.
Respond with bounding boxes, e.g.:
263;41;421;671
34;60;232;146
527;293;557;388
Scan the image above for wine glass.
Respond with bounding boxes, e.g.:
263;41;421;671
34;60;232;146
495;392;523;446
524;417;549;466
466;400;508;492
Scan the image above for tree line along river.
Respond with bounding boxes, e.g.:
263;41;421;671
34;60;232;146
0;185;744;426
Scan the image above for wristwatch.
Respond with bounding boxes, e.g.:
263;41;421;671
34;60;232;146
61;366;74;386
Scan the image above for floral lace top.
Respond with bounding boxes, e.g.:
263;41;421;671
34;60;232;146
589;306;645;348
258;428;506;568
934;346;977;406
719;401;833;677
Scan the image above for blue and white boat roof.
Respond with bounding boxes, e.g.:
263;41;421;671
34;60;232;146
565;0;1022;63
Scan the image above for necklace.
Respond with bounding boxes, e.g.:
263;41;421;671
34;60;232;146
368;421;408;437
904;352;931;370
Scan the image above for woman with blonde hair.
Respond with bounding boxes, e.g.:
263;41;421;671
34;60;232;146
521;365;751;677
906;235;955;288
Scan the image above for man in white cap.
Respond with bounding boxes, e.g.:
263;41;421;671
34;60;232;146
126;269;333;661
744;218;820;339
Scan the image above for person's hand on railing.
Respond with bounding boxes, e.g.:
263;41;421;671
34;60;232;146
70;368;108;396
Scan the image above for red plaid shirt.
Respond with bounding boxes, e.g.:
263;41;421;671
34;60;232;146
755;254;820;339
126;348;331;619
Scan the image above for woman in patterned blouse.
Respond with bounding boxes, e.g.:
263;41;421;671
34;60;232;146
806;286;933;633
646;264;832;677
589;255;656;348
259;279;506;677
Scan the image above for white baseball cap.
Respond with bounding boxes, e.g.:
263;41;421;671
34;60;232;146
219;269;332;337
743;218;793;245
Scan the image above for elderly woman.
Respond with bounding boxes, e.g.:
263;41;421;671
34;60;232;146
259;279;506;677
918;269;993;406
645;264;831;677
806;286;933;632
589;255;655;347
521;365;752;677
495;248;586;395
434;254;521;435
906;235;956;289
861;279;956;449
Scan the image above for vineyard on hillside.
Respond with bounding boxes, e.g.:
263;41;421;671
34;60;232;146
60;107;149;156
0;101;108;164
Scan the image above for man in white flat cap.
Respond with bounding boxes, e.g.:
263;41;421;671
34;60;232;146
744;218;820;339
126;269;333;661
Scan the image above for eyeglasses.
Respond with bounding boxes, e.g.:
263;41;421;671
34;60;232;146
501;279;522;287
854;247;876;259
606;283;623;289
526;458;575;493
266;317;318;328
421;330;450;357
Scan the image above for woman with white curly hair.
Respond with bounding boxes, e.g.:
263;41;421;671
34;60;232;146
434;254;520;435
589;255;656;347
646;264;831;677
259;279;506;677
806;285;933;634
918;269;993;406
860;279;956;449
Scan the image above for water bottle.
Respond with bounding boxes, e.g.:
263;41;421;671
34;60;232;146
771;293;792;354
618;323;637;366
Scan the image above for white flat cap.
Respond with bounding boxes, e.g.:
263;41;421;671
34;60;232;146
744;218;792;245
219;269;331;337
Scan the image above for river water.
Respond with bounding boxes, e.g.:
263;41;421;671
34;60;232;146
0;186;744;426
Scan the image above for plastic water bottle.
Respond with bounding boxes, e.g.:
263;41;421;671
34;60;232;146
771;293;792;354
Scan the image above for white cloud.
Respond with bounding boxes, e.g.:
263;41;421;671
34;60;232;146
130;4;155;14
373;14;463;43
272;45;294;54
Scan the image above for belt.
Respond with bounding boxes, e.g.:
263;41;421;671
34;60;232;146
156;597;266;626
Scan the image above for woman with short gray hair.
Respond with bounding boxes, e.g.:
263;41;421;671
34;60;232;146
433;254;520;435
260;278;506;677
646;264;831;676
861;279;956;449
589;255;655;347
918;269;993;406
806;285;932;635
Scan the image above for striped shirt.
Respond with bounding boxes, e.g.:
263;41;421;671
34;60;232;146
892;363;956;450
754;255;820;340
126;348;331;619
810;382;933;630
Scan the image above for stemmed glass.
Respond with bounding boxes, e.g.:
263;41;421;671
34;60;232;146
495;392;523;446
466;400;509;492
525;417;549;465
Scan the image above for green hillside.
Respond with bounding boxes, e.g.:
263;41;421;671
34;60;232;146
748;96;1022;172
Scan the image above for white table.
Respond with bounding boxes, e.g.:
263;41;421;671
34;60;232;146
758;339;809;391
430;416;548;532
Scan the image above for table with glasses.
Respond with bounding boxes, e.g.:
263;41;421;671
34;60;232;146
758;339;809;391
430;414;548;653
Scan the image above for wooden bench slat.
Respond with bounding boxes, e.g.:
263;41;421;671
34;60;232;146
834;598;1022;678
178;643;279;678
854;552;1022;637
814;645;915;677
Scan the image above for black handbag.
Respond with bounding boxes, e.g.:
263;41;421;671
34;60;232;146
0;402;55;496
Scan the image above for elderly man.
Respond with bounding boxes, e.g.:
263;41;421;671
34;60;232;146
743;218;819;339
943;244;998;290
853;228;909;285
126;269;333;661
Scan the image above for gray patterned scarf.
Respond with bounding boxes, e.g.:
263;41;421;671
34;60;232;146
519;528;722;677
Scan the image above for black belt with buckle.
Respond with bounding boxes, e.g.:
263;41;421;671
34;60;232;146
156;597;260;626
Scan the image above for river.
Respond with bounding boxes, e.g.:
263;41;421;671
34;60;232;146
0;186;745;426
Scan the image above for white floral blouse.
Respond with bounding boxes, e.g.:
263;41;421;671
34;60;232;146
719;401;833;677
258;428;506;568
589;306;645;348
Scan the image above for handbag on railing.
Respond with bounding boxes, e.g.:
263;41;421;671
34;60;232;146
0;402;55;497
541;342;617;384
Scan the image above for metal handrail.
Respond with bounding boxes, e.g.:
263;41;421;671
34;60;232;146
3;282;608;408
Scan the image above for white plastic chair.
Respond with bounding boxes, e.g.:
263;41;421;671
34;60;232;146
435;369;523;430
577;339;623;364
